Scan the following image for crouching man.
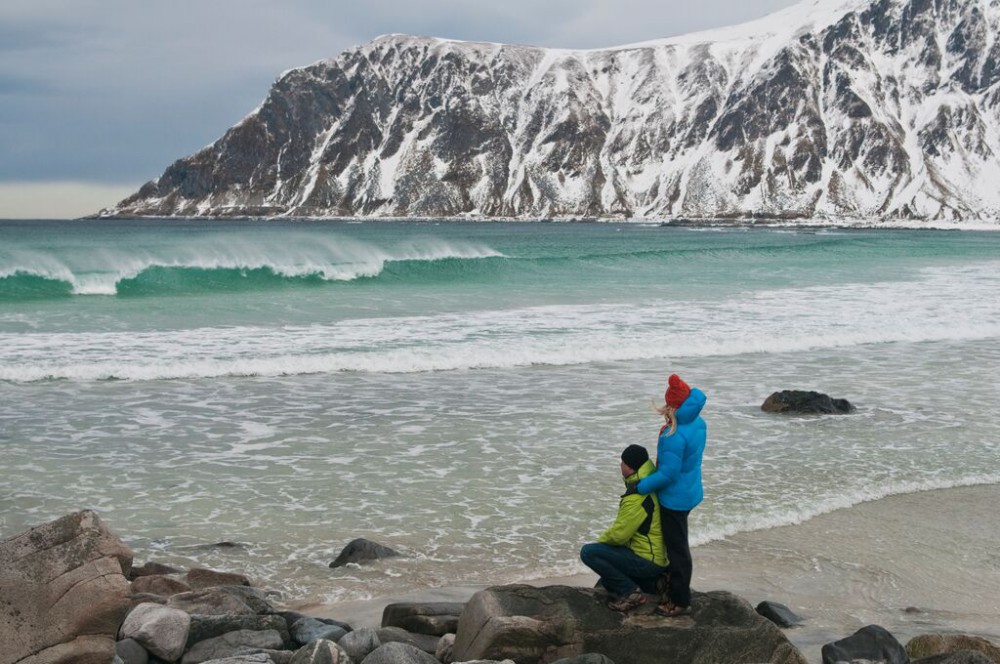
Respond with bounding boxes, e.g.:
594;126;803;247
580;444;668;611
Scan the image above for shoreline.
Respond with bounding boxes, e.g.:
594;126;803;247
302;483;1000;663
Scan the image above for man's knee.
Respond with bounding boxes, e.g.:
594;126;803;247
580;542;599;564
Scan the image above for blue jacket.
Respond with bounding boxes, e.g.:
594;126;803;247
636;387;707;511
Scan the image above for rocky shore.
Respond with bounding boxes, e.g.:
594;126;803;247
3;509;999;664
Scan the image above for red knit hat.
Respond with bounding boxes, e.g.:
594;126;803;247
664;374;691;409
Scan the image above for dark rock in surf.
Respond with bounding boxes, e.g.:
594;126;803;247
821;624;908;664
328;538;402;568
756;601;804;627
761;390;854;414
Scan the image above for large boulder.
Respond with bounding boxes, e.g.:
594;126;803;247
761;391;854;414
382;602;465;636
907;634;1000;662
0;510;133;664
328;539;401;568
168;586;274;616
452;584;807;664
821;624;908;664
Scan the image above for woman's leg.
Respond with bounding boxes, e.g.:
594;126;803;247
659;507;692;607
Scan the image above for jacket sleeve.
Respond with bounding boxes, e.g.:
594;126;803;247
636;433;684;495
597;495;646;546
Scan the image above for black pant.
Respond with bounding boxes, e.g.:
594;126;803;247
660;507;692;606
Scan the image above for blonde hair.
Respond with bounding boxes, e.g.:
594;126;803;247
653;401;677;437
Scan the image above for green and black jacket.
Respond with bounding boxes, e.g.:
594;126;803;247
597;459;668;567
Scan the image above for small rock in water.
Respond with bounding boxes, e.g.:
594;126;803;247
821;624;907;664
755;600;804;627
328;538;402;568
761;390;855;414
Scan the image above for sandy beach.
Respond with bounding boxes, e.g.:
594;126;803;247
305;483;1000;663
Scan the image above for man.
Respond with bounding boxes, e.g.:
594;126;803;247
580;444;668;611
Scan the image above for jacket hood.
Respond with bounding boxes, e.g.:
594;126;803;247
625;459;658;485
673;387;707;425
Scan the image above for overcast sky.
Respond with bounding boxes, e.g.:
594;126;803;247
0;0;798;219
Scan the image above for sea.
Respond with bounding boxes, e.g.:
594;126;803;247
2;218;999;610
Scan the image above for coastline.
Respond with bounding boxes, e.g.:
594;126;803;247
302;483;1000;663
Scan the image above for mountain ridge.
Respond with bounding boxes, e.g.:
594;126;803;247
104;0;1000;222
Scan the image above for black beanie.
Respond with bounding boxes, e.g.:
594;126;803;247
621;444;649;472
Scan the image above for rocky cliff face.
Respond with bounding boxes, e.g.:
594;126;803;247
107;0;1000;221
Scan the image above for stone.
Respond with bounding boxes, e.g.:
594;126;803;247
381;602;465;636
453;584;807;664
912;653;996;664
552;656;616;664
115;638;150;664
288;639;353;664
131;562;184;579
120;603;192;662
360;642;438;664
278;612;351;636
133;574;192;596
189;614;291;648
328;539;401;568
435;634;456;664
168;586;274;616
907;634;1000;662
186;568;252;590
337;627;382;661
194;656;272;664
761;390;854;414
756;601;804;628
290;616;350;646
231;648;295;664
0;510;133;664
821;625;908;664
181;629;285;664
376;626;438;653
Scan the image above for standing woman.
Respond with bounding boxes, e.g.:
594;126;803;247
636;374;707;617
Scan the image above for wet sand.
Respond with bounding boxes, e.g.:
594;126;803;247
304;483;1000;663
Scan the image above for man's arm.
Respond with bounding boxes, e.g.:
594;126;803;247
596;494;647;546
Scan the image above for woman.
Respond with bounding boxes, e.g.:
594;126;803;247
636;373;707;617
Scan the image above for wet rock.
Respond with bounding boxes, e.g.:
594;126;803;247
755;600;804;627
761;390;855;414
186;568;252;589
328;538;402;568
821;624;907;664
290;616;350;645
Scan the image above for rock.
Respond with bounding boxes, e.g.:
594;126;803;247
552;656;616;664
190;541;249;552
278;612;352;636
821;625;908;664
120;603;192;662
435;634;455;664
186;568;252;590
338;627;382;661
912;653;996;664
290;616;350;646
231;648;295;664
381;602;465;636
168;586;274;616
189;615;291;648
453;584;806;664
131;562;184;579
756;601;804;628
328;539;402;568
761;390;854;414
115;638;150;664
376;626;438;653
0;510;134;664
132;574;193;596
181;629;285;664
288;639;353;664
195;656;272;664
907;634;1000;662
361;642;438;664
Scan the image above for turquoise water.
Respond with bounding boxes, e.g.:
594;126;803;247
1;219;999;604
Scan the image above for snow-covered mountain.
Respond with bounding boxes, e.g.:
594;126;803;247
107;0;1000;221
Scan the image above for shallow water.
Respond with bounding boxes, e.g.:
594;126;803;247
1;220;998;606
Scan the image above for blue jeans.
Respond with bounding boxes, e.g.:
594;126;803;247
580;542;667;597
